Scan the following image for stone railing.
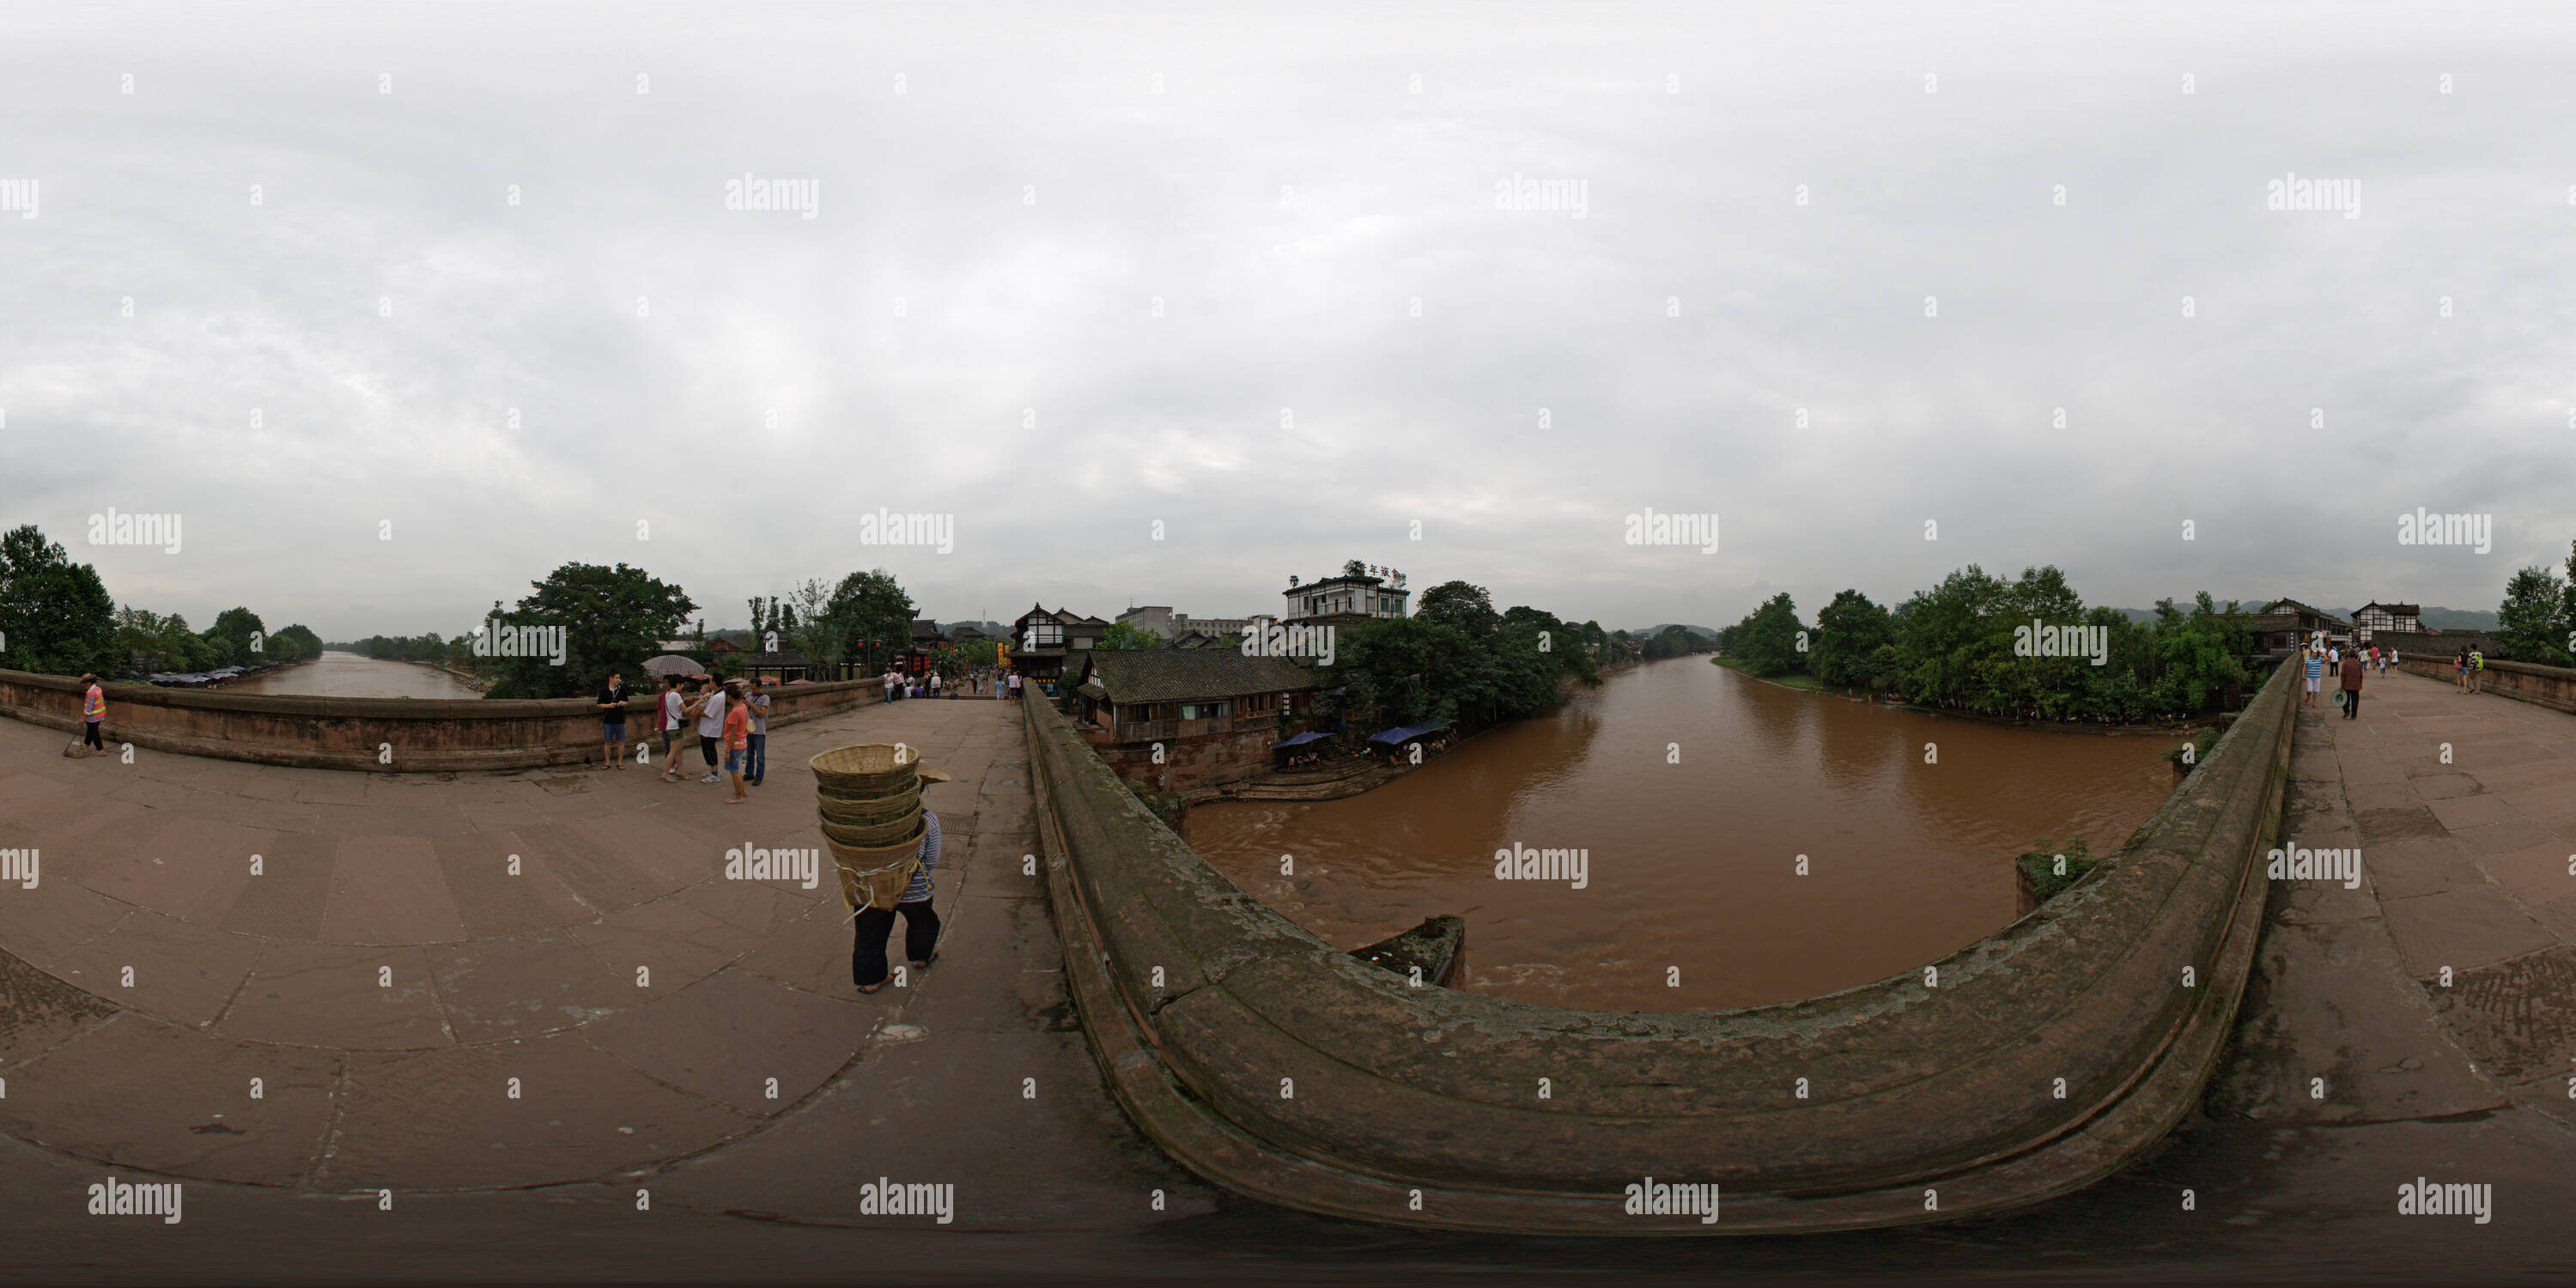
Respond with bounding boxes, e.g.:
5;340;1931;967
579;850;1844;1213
1024;657;2296;1234
2397;653;2576;715
0;669;882;772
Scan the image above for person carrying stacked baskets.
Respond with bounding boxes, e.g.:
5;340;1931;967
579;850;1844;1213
810;743;954;994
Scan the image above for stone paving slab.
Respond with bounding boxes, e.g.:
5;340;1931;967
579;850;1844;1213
220;942;447;1049
313;1032;756;1191
581;968;878;1117
55;910;265;1029
0;1013;340;1186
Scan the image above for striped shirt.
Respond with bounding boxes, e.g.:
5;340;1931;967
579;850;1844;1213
900;811;942;904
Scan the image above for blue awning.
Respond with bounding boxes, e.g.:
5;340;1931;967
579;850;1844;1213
1276;731;1333;749
1366;720;1448;746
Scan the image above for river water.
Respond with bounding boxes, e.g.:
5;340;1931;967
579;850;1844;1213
222;652;487;700
1186;657;2181;1013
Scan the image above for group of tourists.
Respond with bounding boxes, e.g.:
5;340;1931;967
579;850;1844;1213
2294;633;2494;716
591;671;770;804
878;666;1023;702
2300;641;2373;719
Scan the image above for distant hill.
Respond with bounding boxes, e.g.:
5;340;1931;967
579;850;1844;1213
1627;623;1719;639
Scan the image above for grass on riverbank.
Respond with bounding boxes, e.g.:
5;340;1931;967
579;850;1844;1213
1710;653;1832;692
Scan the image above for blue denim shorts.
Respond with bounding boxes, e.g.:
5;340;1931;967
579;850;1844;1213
725;749;747;772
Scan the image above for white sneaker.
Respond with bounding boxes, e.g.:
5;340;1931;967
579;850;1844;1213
701;772;720;783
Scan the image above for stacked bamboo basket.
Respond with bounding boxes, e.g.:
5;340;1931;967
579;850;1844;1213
811;744;927;911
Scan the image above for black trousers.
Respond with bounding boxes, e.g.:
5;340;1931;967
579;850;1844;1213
853;898;940;987
699;734;720;767
2343;690;2361;719
84;720;105;750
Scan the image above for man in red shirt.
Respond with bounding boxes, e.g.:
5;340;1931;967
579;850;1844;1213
2339;647;2366;720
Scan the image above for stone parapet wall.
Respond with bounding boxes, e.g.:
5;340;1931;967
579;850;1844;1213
2396;654;2576;715
1024;655;2297;1233
0;669;881;772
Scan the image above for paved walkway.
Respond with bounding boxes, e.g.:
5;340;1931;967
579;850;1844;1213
2221;664;2576;1132
0;696;1200;1223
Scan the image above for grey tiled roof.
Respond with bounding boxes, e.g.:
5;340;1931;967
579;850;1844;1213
1081;650;1319;703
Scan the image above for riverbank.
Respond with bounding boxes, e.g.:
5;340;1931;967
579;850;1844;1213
1709;653;1830;691
415;658;495;694
1713;653;2230;739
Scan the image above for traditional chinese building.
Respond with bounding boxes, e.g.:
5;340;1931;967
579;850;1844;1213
1070;650;1321;790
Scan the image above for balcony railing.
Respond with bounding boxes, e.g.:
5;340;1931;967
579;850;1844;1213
1116;719;1177;744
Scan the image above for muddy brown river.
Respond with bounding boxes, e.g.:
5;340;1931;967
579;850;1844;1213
222;652;487;700
1187;657;2182;1012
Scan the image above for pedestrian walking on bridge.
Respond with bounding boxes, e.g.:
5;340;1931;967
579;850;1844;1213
854;781;951;995
78;673;106;756
2339;647;2366;720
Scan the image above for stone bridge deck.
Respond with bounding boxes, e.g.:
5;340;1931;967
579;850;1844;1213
0;696;1197;1219
2221;663;2576;1131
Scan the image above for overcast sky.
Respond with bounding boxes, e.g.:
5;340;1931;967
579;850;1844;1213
4;2;2573;640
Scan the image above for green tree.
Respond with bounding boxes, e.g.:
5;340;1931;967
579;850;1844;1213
2494;564;2572;665
784;578;845;677
0;525;118;676
203;606;266;667
2147;593;2250;714
828;569;914;673
114;606;216;674
1098;621;1163;650
488;562;697;699
269;623;323;662
1810;589;1893;690
1728;593;1803;676
1414;580;1499;638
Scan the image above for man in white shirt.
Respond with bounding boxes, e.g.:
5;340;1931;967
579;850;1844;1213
658;676;692;782
695;679;729;783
